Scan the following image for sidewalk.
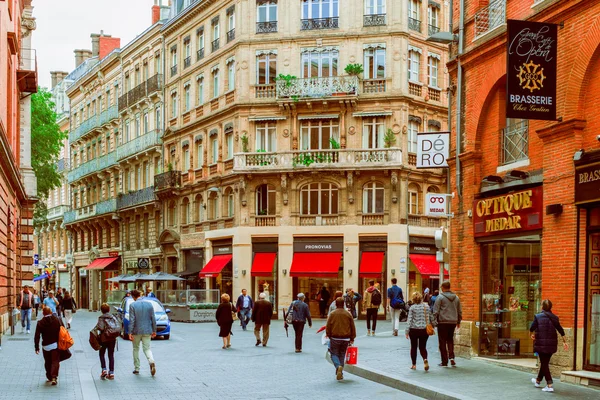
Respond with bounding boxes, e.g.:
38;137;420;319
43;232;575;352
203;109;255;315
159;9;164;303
344;320;599;400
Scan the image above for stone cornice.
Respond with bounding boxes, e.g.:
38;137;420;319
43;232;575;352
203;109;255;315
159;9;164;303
536;118;586;142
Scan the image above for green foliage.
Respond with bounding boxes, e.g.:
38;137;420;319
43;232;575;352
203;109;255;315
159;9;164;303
189;303;219;309
329;137;341;149
384;129;397;148
167;162;173;171
274;74;297;87
241;134;249;153
344;63;364;76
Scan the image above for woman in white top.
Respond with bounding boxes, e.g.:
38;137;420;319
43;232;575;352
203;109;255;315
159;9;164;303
405;292;431;371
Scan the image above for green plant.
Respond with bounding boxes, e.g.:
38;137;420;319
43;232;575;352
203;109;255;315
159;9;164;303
275;74;297;87
329;137;341;149
293;153;316;168
241;134;249;153
344;63;364;76
291;95;300;102
167;162;173;172
383;129;396;148
258;209;268;216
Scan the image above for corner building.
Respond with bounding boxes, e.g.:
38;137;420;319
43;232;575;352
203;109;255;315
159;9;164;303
160;0;449;318
449;0;600;375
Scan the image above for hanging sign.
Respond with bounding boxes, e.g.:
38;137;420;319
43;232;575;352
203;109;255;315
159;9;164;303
506;19;558;120
417;132;450;168
426;193;450;217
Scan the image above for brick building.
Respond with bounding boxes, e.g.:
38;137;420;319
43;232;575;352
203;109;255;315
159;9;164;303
449;0;600;375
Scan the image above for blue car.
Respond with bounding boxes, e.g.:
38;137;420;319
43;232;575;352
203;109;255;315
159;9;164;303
116;297;172;340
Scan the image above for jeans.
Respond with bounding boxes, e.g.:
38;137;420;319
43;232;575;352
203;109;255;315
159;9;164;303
239;308;251;330
43;349;60;380
100;340;116;372
319;301;327;317
292;321;305;350
389;308;402;332
537;352;553;384
438;323;456;365
366;308;378;331
254;323;270;345
329;338;351;369
20;309;31;330
132;334;155;370
409;328;429;365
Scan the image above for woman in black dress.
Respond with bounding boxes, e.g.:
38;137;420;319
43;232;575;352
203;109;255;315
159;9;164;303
216;293;235;349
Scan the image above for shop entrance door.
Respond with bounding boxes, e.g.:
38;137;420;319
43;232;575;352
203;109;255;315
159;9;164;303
293;276;343;319
585;207;600;371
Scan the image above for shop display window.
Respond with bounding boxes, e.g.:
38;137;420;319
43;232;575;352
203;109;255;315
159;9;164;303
255;278;277;314
360;277;385;316
585;208;600;370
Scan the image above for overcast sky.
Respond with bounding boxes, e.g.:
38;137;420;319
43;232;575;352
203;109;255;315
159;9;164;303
33;0;157;89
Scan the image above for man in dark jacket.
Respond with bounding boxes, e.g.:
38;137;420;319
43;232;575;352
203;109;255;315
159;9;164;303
318;286;330;318
34;306;62;385
235;289;254;331
326;298;356;380
288;293;312;353
433;280;462;367
251;293;273;347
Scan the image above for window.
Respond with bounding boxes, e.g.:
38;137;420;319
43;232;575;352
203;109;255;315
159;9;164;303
181;197;190;225
257;53;277;84
171;92;178;118
196;142;204;168
408;183;421;214
135;114;141;138
143;111;149;133
143;62;149;81
225;188;234;217
428;55;439;88
212;69;219;98
197;75;204;104
208;192;219;219
155;51;162;75
408;120;419;153
502;120;529;165
184;38;191;68
168;201;177;226
362;117;385;149
171;47;177;68
184;83;191;112
364;48;385;79
227;8;235;42
135;66;141;86
183;146;190;170
226;132;234;159
256;184;276;215
302;0;339;19
408;50;420;82
212;19;220;48
197;28;205;60
301;49;339;78
300;119;339;150
365;0;385;15
194;194;204;222
363;182;384;214
428;5;439;29
125;120;131;142
256;122;277;152
257;1;277;23
155;106;162;130
300;183;339;215
227;61;235;91
211;136;219;164
408;0;420;20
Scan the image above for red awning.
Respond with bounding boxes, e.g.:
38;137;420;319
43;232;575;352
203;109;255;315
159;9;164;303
359;252;385;278
409;254;449;278
86;257;119;270
251;253;277;277
290;252;342;277
199;254;233;278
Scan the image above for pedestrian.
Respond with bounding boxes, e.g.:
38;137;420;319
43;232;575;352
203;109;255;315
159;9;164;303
43;290;59;316
56;288;64;317
94;303;120;380
530;299;568;393
33;289;41;318
61;292;77;329
18;285;34;334
145;287;156;298
122;291;131;301
317;286;330;318
251;292;273;347
343;288;362;319
433;280;462;367
326;297;356;380
328;291;344;316
235;289;254;331
423;286;431;305
128;290;157;376
216;293;236;349
429;290;439;309
363;280;382;336
288;293;312;353
405;292;431;371
34;306;62;385
387;278;405;336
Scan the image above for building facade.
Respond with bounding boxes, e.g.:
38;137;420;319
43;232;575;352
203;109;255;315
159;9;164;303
449;0;600;374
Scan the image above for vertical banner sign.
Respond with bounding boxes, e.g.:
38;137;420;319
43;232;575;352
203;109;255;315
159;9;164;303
507;19;557;120
416;132;450;168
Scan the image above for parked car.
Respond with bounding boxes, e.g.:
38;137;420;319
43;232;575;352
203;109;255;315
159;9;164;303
116;297;171;340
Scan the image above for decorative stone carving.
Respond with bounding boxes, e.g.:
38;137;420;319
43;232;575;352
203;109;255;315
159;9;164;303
283;129;290;138
391;171;398;203
347;172;354;204
281;174;288;205
21;7;36;38
348;126;356;135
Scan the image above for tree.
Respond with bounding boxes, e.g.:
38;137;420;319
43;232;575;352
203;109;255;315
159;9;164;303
31;88;68;225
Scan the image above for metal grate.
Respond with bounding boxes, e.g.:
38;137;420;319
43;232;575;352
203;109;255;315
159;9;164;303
474;0;506;40
8;338;30;341
502;120;529;165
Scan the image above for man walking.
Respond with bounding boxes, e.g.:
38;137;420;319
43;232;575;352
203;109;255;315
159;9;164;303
251;292;273;346
326;298;356;380
145;287;156;298
386;278;405;336
433;281;462;367
236;289;254;331
34;307;62;385
288;293;312;353
128;290;157;376
56;288;64;317
18;285;34;334
43;290;59;316
363;280;381;336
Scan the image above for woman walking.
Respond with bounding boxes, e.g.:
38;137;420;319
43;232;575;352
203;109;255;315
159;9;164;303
405;292;431;371
530;299;568;392
93;303;120;380
33;289;41;318
216;293;235;349
61;291;77;329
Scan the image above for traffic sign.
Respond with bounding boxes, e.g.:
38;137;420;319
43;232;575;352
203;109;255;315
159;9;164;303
34;254;39;265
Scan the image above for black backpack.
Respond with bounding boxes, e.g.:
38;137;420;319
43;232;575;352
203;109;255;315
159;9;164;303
371;289;382;306
100;315;122;342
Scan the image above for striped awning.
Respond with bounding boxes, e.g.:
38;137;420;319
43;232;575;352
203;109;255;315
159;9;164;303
352;111;393;118
298;114;339;120
248;116;286;122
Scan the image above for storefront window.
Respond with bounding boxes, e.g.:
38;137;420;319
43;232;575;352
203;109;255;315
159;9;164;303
586;207;600;369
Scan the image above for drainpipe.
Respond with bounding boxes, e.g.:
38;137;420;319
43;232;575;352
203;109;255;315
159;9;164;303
573;207;580;371
406;171;412;296
456;0;464;198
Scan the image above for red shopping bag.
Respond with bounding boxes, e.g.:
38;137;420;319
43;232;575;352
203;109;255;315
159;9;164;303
345;345;358;365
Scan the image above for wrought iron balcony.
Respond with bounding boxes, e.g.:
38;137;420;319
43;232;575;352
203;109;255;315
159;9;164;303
256;21;277;33
408;17;421;32
117;130;163;161
428;24;440;36
364;14;386;26
474;0;506;40
63;199;115;224
276;76;359;100
154;170;181;191
117;187;156;210
226;29;235;43
197;48;205;61
301;17;339;30
56;158;69;173
96;198;117;215
184;56;191;69
171;65;178;77
70;105;119;142
47;205;71;222
212;39;220;52
17;48;38;93
68;151;117;183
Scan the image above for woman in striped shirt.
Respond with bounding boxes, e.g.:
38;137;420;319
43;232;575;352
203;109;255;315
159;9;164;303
405;292;431;371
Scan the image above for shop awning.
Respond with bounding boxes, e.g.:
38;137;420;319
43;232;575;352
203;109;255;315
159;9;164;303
290;252;342;277
199;254;232;278
251;253;277;277
86;257;119;270
409;254;448;278
359;252;384;278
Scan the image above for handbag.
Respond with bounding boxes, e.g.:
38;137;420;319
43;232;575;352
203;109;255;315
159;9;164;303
59;349;72;362
425;306;435;336
231;303;239;321
345;345;358;365
89;330;102;351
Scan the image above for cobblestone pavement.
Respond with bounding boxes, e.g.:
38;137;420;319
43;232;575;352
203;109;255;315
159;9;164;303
0;311;420;400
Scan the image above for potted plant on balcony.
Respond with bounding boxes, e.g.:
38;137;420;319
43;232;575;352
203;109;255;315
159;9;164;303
383;129;396;148
274;74;299;101
241;134;249;153
344;63;364;76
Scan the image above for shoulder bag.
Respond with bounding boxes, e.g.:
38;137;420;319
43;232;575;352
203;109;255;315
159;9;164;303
425;306;435;336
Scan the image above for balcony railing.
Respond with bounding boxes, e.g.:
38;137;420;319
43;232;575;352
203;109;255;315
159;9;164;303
69;105;119;142
234;148;402;173
255;84;276;98
117;187;156;210
299;215;339;226
474;0;506;40
68;151;117;183
428;24;440;36
171;65;178;77
212;39;220;52
256;21;278;33
363;79;386;93
276;76;358;99
47;205;71;222
96;198;117;215
428;87;441;102
301;17;339;30
117;130;163;161
362;214;384;225
155;170;181;191
255;216;277;227
184;56;191;69
501;120;529;165
197;48;205;61
409;82;422;96
226;29;235;43
409;215;447;228
364;14;386;26
408;17;421;32
63;199;116;225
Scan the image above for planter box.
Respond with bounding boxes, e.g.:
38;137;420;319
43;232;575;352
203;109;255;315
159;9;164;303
168;305;218;322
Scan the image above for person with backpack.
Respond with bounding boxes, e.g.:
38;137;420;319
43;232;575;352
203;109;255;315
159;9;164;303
344;288;362;319
363;280;382;336
387;278;405;336
34;306;62;385
287;293;312;353
93;303;121;380
433;280;462;367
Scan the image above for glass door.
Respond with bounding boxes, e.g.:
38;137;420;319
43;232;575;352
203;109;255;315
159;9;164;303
585;207;600;371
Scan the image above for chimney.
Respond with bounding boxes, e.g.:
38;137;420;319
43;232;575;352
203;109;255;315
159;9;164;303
91;30;112;57
152;4;161;25
74;49;93;68
98;36;121;60
50;71;69;88
50;71;58;89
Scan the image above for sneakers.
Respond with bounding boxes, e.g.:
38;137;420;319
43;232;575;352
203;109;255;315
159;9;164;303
26;330;30;334
295;349;302;353
132;370;140;375
372;331;376;336
150;363;156;377
107;373;115;380
51;378;58;386
336;366;344;380
532;378;541;388
255;340;261;347
450;359;456;367
542;386;554;392
100;370;108;380
393;329;398;336
438;363;448;367
424;359;430;371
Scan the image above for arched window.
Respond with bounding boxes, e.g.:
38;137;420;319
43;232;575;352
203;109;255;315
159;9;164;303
408;183;421;215
208;191;219;220
224;187;234;218
256;184;276;215
168;201;177;226
194;194;204;222
427;185;439;194
363;182;384;214
181;197;190;225
300;183;338;215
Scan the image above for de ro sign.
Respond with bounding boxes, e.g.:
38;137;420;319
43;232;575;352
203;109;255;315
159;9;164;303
417;132;450;168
